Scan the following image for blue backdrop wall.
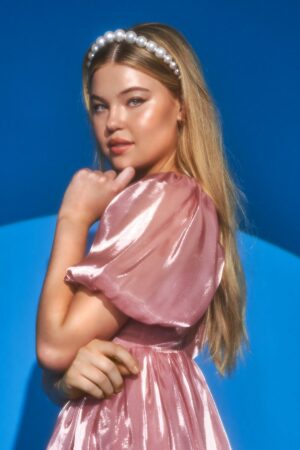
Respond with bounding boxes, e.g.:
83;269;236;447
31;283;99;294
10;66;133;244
1;1;299;449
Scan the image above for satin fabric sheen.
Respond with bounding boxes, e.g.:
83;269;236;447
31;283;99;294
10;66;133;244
46;172;231;449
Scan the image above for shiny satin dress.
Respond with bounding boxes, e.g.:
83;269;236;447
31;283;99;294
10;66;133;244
46;171;232;450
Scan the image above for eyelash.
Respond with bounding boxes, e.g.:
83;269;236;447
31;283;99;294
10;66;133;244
92;97;145;113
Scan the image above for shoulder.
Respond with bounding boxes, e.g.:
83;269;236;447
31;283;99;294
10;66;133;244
99;171;219;237
105;171;211;212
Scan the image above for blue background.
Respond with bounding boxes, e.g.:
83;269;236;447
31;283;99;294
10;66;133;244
1;1;299;449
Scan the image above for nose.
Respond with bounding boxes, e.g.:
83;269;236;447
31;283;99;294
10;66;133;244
106;104;124;131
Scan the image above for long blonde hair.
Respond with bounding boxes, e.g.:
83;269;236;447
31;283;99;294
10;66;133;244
81;22;249;376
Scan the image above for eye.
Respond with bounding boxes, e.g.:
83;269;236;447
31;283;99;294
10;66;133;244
91;103;105;113
128;97;145;106
91;97;145;114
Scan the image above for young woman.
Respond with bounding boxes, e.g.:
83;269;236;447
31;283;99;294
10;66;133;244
36;22;249;449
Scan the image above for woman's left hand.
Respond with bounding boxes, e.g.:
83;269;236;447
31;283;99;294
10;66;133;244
42;338;140;404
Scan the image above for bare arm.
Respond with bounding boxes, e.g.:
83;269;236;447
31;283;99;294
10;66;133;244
35;168;135;372
36;215;130;371
36;215;89;352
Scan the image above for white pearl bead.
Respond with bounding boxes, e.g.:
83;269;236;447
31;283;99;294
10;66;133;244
114;29;126;42
146;40;157;52
155;47;166;58
96;36;105;47
163;54;172;63
91;43;99;53
104;31;115;42
125;30;137;43
136;36;147;47
86;29;181;78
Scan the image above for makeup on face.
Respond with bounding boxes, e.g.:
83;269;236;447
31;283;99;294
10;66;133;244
89;63;182;172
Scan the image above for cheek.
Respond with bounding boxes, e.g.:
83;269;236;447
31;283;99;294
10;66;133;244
91;118;101;137
133;100;176;141
92;119;105;143
90;120;109;157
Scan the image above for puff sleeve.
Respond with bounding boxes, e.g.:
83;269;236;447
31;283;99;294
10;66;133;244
63;172;225;328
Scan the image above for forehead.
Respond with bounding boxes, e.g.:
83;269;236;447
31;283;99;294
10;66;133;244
90;63;162;95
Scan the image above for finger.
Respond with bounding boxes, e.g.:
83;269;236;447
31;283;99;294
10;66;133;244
64;374;105;400
113;166;135;191
97;341;140;375
92;170;106;181
93;169;116;178
79;363;116;397
115;361;132;376
104;170;117;179
93;169;116;183
83;349;125;393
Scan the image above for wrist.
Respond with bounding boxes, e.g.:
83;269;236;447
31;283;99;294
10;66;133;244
55;378;72;400
57;378;83;401
57;211;91;231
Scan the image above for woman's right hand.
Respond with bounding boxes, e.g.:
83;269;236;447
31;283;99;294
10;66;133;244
55;339;140;401
58;167;135;228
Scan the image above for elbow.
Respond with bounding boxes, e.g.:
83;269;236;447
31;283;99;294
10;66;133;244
36;343;75;372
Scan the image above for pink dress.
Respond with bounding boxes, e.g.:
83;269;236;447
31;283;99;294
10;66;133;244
46;171;232;449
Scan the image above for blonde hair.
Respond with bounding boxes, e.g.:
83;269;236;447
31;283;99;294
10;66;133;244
81;22;249;376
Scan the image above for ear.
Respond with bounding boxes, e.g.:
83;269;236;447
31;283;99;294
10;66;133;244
176;99;186;123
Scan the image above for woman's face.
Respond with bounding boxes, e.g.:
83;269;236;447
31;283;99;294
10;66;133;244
89;63;183;178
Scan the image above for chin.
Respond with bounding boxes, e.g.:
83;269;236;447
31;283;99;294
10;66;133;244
110;159;130;169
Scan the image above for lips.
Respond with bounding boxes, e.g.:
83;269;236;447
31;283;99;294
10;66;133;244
108;137;134;146
108;138;134;154
110;143;134;154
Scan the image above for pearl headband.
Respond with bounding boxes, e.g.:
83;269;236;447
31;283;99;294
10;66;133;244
86;29;181;78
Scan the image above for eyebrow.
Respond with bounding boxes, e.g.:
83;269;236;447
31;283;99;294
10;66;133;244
90;86;150;101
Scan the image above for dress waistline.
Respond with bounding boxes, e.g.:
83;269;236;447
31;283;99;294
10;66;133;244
113;336;188;354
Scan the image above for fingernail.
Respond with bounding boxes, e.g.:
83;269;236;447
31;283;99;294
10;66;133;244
132;365;140;374
118;167;134;183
